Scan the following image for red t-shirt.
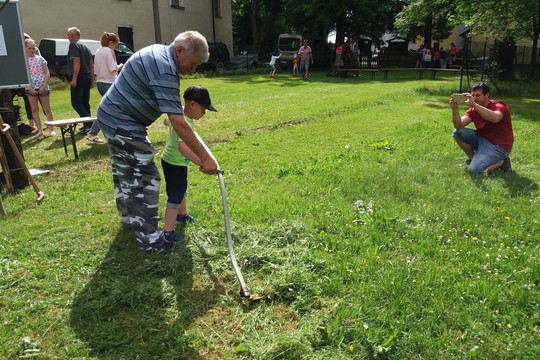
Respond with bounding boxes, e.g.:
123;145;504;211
465;100;514;152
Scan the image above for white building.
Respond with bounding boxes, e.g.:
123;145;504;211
19;0;233;52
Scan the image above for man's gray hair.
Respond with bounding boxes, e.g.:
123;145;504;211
68;27;81;37
173;31;209;62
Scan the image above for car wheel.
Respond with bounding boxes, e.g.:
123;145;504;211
215;61;226;73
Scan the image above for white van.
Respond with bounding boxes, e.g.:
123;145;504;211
38;38;101;76
277;33;302;70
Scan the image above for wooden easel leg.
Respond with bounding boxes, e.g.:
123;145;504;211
0;116;15;193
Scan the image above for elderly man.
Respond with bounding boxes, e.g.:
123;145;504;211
67;27;94;134
451;82;513;174
97;31;219;253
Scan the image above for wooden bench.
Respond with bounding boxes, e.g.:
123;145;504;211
45;116;97;159
379;67;461;80
328;68;379;79
427;68;461;79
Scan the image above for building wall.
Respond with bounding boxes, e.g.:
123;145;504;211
19;0;232;52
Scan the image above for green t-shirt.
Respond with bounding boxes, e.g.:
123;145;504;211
161;116;195;166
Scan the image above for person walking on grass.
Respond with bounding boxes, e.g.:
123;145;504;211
161;85;217;241
298;39;313;79
451;82;514;174
86;32;124;144
97;30;219;254
67;27;94;135
25;39;55;138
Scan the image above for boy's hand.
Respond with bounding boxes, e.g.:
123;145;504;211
199;156;219;175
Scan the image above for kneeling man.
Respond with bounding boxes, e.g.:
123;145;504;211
451;82;513;174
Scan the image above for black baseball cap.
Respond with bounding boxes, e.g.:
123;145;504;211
183;85;217;112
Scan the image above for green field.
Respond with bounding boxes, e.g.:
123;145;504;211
1;70;539;359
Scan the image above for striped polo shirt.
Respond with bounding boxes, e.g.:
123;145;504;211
97;44;184;137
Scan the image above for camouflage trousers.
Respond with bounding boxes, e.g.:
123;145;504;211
104;131;166;250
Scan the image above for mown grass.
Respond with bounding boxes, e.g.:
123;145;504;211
1;70;539;359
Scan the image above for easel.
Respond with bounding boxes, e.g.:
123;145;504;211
0;114;45;206
0;0;43;216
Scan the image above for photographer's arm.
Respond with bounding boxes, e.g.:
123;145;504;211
465;101;503;123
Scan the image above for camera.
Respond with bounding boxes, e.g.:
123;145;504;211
452;93;468;102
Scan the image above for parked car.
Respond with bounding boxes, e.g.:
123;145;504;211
198;42;258;73
229;51;259;70
38;38;134;77
197;42;230;73
114;42;134;64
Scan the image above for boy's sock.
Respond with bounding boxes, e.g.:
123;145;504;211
176;214;197;223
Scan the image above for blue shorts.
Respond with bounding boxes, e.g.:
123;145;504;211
26;89;50;97
161;159;188;209
300;59;310;71
453;128;510;174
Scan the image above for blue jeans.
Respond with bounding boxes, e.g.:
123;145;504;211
453;128;509;174
89;82;113;135
70;73;92;130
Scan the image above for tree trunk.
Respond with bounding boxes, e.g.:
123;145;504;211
424;15;433;49
249;0;261;53
530;12;539;75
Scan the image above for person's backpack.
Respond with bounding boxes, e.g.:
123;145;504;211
18;123;33;135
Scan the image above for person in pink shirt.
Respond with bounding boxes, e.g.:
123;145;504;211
87;32;124;143
298;39;313;79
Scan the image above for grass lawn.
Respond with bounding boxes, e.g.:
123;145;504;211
1;70;539;359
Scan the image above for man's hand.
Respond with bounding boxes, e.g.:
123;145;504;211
463;93;474;107
70;79;77;87
449;96;459;109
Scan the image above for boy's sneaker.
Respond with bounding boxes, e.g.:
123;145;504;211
176;214;197;223
79;127;91;135
86;134;104;143
164;230;184;242
501;157;512;172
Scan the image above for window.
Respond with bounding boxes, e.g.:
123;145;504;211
213;0;222;17
170;0;185;9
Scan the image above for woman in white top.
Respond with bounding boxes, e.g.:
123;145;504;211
87;32;123;143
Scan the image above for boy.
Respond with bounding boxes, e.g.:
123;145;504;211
292;54;299;75
161;85;218;241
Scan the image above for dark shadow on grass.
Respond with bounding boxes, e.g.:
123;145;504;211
469;170;538;197
70;230;218;359
500;171;539;197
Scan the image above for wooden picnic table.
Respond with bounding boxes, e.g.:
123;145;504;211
45;117;97;159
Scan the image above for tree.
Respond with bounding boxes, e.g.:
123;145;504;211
396;0;539;74
232;0;285;54
281;0;402;47
394;0;454;48
454;0;540;74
